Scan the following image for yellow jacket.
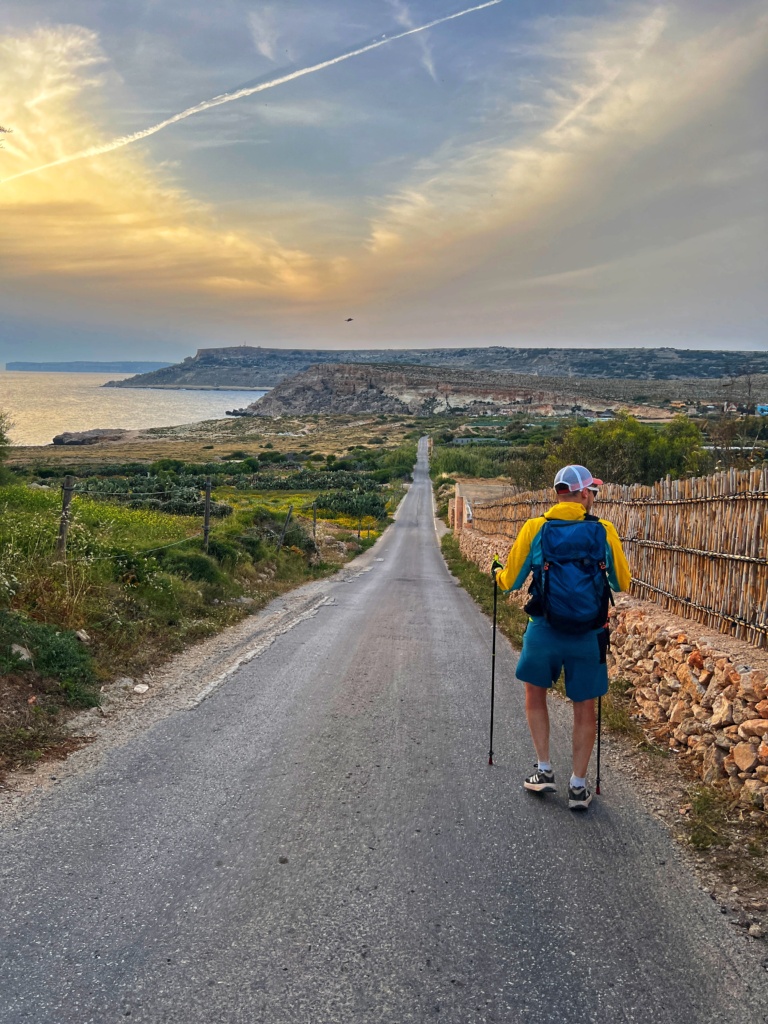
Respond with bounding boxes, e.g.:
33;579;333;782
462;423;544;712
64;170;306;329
496;501;631;594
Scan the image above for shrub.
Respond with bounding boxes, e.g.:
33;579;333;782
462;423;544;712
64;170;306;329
206;537;242;569
235;534;268;561
0;411;11;456
315;491;387;519
0;412;13;484
150;458;187;473
0;611;96;699
429;444;509;479
161;551;226;585
282;522;317;556
110;551;162;587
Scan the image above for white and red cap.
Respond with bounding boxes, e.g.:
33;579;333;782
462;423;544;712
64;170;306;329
554;465;604;492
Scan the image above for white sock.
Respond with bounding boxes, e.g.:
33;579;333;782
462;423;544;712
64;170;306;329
537;761;552;773
570;774;586;789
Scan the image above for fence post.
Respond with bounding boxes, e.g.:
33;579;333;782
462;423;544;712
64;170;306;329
203;478;212;553
278;505;294;549
55;475;76;560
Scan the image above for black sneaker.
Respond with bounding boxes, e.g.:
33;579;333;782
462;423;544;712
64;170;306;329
568;785;593;810
524;767;556;792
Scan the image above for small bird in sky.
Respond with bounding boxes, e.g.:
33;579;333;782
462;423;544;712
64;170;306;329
345;317;353;322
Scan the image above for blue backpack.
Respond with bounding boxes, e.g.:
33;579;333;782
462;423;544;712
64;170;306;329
527;516;612;634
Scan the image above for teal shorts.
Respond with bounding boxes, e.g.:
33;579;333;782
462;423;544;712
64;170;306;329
515;617;609;703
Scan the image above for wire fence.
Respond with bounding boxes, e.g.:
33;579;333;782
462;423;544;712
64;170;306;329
468;466;768;648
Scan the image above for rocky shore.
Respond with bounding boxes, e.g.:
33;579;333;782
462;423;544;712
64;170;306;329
52;429;133;445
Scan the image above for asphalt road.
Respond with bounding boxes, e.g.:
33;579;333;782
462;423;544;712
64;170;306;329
1;438;766;1023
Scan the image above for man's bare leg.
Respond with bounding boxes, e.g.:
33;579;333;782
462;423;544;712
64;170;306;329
572;698;597;779
524;683;550;764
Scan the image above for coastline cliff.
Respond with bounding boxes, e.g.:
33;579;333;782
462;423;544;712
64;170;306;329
102;345;768;390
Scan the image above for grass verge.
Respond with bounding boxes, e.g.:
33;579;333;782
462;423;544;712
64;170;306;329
595;675;670;759
440;533;528;648
0;482;391;779
685;784;732;851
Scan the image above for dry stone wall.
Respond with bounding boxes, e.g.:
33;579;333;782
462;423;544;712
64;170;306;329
610;604;768;811
455;526;768;809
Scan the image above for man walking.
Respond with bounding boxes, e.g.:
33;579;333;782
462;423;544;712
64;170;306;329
492;465;631;810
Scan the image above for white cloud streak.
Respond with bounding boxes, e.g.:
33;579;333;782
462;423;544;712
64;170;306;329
248;7;280;62
387;0;438;81
2;0;501;185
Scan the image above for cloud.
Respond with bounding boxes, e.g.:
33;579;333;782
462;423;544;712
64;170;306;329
0;2;764;349
387;0;437;81
356;2;768;323
0;26;337;323
248;6;281;63
2;1;501;186
252;99;352;127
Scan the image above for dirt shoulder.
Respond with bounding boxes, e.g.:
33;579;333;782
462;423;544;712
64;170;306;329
0;539;385;827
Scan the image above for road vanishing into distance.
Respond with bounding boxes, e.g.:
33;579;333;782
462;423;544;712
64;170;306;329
1;438;766;1023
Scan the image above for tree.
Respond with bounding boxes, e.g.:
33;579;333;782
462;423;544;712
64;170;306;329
0;412;13;480
707;413;767;470
507;456;548;490
548;414;711;486
652;416;712;479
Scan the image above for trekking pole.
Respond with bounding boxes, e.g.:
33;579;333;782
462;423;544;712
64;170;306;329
488;570;498;766
595;696;602;795
596;594;614;798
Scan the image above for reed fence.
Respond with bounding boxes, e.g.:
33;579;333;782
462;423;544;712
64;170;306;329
468;467;768;649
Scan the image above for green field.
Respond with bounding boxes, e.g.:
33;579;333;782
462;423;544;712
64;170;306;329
0;441;417;776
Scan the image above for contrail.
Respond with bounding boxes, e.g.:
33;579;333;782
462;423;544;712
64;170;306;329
2;0;502;185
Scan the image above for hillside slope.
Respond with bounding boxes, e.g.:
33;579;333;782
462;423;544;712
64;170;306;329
245;363;766;417
103;345;768;389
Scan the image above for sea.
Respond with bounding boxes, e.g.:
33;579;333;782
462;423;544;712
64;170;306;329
0;372;266;447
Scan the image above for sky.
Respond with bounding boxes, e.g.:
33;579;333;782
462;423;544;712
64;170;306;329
0;0;766;362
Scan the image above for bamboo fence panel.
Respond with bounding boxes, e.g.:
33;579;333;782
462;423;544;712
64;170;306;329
469;467;768;649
